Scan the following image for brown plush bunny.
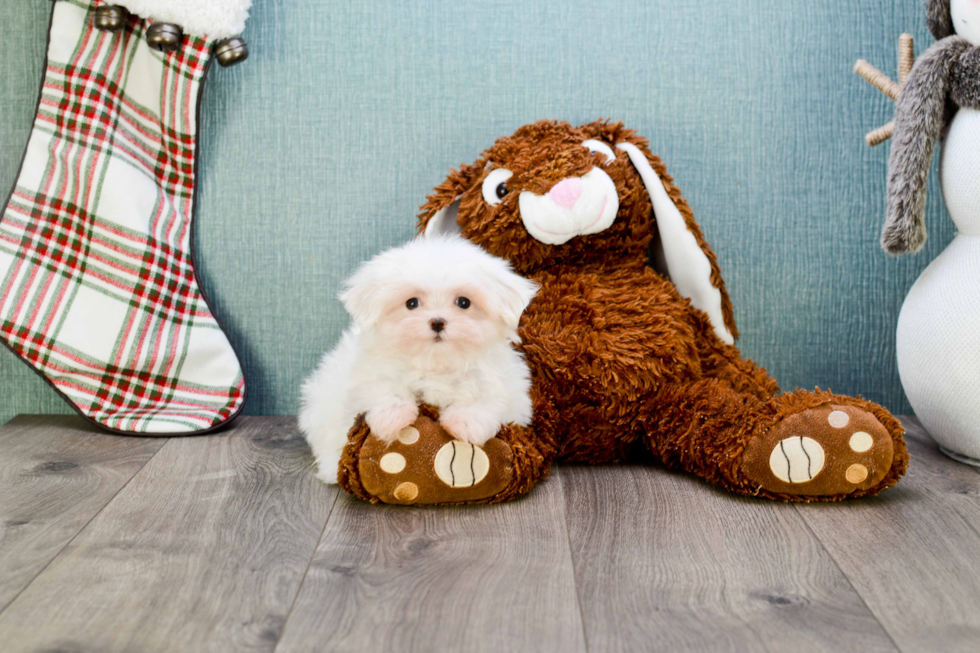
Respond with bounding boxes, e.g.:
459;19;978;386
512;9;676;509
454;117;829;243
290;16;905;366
338;120;908;505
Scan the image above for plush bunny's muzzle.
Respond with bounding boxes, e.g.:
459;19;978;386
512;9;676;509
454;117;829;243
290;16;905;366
517;168;619;245
419;121;736;345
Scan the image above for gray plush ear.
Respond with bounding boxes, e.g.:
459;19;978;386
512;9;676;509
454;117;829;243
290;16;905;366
884;37;966;254
927;0;954;40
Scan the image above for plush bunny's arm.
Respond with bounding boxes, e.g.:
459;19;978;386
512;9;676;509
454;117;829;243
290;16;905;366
884;37;967;254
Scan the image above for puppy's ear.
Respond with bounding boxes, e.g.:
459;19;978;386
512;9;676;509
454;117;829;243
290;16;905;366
481;262;539;337
418;161;486;238
338;259;392;328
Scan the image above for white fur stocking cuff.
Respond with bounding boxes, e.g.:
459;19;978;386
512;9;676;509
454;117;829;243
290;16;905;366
108;0;252;40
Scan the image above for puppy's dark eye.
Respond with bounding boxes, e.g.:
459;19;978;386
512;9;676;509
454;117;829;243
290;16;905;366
455;297;471;309
406;298;420;310
495;182;508;199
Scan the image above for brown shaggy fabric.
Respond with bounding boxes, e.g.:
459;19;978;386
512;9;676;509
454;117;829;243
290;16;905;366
648;386;908;502
337;413;374;503
339;398;560;505
337;119;908;504
418;120;739;338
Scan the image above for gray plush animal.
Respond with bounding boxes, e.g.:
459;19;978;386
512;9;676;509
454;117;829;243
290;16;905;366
884;0;980;253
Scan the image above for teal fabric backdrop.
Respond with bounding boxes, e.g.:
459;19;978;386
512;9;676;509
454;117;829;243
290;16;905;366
0;0;954;422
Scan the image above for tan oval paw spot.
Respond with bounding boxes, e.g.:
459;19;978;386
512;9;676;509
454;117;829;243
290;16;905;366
397;426;420;444
849;431;874;453
358;414;515;505
434;441;490;487
828;410;850;428
744;405;897;497
769;436;826;483
379;452;406;474
393;482;418;501
846;464;869;484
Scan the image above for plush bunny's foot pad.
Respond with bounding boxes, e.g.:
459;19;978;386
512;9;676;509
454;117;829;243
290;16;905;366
743;404;895;497
357;415;514;505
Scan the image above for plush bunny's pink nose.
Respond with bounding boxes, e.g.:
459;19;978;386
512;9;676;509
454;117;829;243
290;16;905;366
548;178;584;210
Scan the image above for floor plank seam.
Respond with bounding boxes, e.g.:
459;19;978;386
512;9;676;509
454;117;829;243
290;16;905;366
0;435;172;617
791;504;905;653
557;468;593;653
956;506;980;544
273;488;341;652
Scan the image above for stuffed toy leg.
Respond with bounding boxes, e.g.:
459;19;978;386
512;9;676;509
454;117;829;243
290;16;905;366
339;400;560;506
0;0;250;433
337;120;908;505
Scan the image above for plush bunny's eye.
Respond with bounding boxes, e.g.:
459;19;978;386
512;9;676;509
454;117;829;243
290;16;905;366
482;168;513;206
582;139;616;165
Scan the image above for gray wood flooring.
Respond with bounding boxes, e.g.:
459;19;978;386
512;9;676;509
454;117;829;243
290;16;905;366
0;414;977;653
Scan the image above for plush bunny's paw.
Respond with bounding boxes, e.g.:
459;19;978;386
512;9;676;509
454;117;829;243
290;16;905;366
743;404;895;498
357;413;514;505
314;454;341;485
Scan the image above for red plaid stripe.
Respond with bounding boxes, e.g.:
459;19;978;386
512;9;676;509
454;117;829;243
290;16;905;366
1;192;201;324
35;58;202;199
0;0;245;433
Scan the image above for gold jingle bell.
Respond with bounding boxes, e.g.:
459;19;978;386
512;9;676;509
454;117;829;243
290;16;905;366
214;38;249;67
92;5;130;32
146;22;183;52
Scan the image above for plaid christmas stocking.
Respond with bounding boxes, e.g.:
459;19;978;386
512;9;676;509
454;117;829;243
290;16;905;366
0;0;252;434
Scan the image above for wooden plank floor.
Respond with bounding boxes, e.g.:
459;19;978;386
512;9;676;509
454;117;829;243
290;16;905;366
0;415;978;652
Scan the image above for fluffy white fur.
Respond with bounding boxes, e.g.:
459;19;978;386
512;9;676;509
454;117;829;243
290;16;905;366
111;0;252;39
299;236;540;484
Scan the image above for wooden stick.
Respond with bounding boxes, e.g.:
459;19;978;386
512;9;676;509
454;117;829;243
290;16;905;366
855;35;916;146
898;34;914;85
854;60;900;100
866;120;895;147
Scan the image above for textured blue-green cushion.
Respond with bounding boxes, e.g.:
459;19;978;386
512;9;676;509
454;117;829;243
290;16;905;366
0;0;952;421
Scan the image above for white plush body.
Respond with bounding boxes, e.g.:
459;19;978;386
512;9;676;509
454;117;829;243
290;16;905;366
112;0;252;39
299;326;533;483
298;236;539;483
897;108;980;464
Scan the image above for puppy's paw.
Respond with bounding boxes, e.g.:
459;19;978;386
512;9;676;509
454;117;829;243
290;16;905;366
439;407;500;446
315;454;341;485
366;403;420;442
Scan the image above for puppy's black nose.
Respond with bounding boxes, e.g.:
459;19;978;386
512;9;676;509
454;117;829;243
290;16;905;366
430;318;446;333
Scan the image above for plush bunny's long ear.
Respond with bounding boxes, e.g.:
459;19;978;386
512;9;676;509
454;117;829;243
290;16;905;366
617;142;737;345
417;161;484;238
424;198;462;237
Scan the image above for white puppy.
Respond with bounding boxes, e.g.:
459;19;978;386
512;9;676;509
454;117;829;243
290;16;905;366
299;235;539;484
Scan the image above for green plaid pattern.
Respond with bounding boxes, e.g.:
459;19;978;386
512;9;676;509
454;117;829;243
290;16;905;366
0;0;245;433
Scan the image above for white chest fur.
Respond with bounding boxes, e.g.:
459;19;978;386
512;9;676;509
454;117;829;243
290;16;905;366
940;109;980;235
